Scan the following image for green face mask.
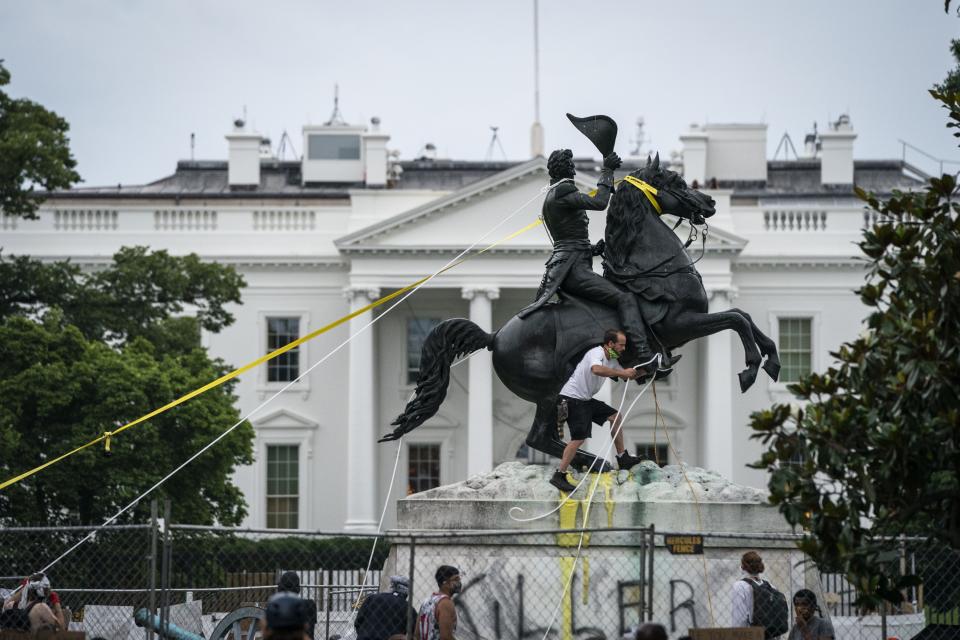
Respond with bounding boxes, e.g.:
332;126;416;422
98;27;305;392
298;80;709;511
606;347;619;359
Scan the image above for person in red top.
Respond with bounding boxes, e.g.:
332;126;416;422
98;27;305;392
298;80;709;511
417;566;460;640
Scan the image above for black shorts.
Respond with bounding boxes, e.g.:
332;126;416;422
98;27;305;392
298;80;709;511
559;396;616;440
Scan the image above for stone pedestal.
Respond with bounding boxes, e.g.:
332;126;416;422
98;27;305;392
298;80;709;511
384;463;801;640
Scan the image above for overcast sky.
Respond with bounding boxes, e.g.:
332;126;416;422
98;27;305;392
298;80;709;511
2;1;958;187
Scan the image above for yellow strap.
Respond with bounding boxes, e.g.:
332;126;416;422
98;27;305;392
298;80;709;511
622;176;662;213
588;176;662;214
0;218;543;491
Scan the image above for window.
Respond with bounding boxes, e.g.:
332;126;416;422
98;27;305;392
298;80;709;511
267;317;300;382
778;317;812;382
407;444;441;495
307;134;361;160
407;318;440;384
636;443;669;467
266;445;299;529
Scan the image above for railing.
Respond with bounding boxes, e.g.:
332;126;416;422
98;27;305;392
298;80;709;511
54;209;119;231
863;210;916;229
253;209;316;231
154;210;218;231
763;209;828;231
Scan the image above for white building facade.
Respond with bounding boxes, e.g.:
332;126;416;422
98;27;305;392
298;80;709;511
2;116;923;531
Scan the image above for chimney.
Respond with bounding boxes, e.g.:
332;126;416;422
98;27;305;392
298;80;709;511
225;119;261;187
363;117;390;187
803;123;819;159
819;114;856;185
530;121;544;157
679;125;708;185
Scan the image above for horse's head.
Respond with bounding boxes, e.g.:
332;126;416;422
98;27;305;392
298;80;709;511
627;153;716;222
604;153;716;275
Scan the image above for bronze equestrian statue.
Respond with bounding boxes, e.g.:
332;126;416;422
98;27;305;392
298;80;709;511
519;115;673;378
382;114;781;472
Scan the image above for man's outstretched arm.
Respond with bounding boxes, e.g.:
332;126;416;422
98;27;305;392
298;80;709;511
557;153;621;210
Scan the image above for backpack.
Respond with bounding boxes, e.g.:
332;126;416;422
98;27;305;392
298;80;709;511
743;578;789;639
0;607;31;631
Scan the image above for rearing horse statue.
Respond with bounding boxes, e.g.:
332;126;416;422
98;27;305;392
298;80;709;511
381;155;781;472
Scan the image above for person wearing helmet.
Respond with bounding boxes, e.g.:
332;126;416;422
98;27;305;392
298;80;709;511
276;571;317;639
264;593;309;640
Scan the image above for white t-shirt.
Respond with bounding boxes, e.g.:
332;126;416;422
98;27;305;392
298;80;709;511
560;345;624;400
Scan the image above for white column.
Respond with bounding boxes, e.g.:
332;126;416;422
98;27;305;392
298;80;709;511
699;288;735;479
343;286;381;532
461;286;499;477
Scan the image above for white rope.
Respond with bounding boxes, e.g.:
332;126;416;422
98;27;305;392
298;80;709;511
350;435;404;611
29;178;562;585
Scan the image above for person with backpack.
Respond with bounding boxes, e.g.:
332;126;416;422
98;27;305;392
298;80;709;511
354;576;417;640
788;589;834;640
731;551;789;639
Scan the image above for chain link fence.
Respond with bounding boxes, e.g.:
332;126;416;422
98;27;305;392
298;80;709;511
2;509;958;640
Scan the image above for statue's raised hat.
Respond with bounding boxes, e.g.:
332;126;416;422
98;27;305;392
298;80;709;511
566;113;618;156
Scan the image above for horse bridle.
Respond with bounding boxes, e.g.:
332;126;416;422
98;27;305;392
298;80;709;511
621;177;710;277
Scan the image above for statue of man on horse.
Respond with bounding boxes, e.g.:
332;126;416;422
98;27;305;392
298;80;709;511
382;113;782;472
520;114;674;380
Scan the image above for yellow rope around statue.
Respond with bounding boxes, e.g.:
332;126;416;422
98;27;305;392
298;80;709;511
588;176;662;213
652;382;716;626
0;218;544;492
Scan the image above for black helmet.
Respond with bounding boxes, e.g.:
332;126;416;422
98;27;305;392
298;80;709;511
266;593;306;631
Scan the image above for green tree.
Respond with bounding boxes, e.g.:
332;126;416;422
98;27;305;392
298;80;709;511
0;248;253;526
0;60;81;220
937;40;960;95
749;86;960;605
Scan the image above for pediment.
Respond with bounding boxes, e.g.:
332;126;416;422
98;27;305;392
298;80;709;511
336;158;747;256
251;408;319;430
336;158;596;253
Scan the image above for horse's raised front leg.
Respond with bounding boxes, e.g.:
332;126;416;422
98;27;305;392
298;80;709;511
727;307;781;382
525;399;614;473
661;309;763;392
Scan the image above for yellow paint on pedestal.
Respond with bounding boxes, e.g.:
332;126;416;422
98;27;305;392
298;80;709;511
582;557;590;605
601;472;615;527
557;489;582;547
559;556;576;640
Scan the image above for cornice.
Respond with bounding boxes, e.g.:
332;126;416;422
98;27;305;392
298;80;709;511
338;244;551;256
46;256;347;270
734;256;866;270
335;158;556;247
338;243;744;257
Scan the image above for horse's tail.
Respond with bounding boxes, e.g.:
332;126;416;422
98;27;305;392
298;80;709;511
380;318;494;442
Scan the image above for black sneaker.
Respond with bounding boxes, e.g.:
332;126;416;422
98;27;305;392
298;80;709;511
549;470;578;493
617;451;644;471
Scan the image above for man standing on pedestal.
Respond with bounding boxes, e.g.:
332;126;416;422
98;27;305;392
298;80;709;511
550;329;645;492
